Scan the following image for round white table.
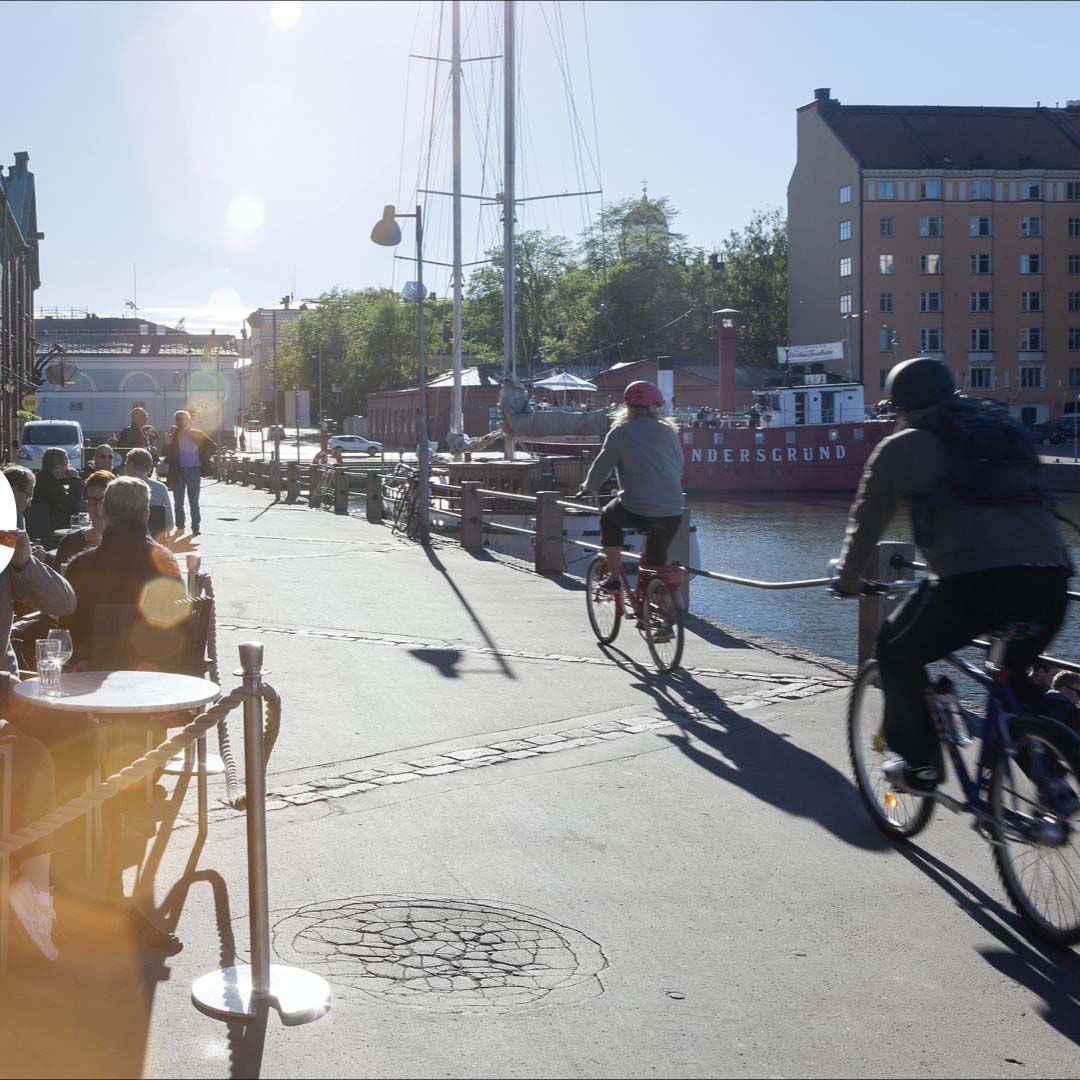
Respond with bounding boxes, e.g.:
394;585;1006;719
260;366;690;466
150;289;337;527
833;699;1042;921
14;670;220;713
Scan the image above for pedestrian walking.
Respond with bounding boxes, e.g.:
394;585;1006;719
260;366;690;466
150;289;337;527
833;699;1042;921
162;410;216;535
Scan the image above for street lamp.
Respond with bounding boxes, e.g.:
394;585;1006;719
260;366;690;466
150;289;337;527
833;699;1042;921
841;312;861;383
294;385;301;462
371;203;430;543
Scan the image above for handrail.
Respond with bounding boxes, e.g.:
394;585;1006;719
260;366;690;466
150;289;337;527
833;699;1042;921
475;488;537;504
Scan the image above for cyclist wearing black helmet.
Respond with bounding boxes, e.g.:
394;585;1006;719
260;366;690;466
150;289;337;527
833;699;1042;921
833;356;1072;793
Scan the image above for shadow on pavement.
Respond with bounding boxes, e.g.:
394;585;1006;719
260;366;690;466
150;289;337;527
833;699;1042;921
408;648;464;678
423;546;516;679
599;644;887;851
899;842;1080;1050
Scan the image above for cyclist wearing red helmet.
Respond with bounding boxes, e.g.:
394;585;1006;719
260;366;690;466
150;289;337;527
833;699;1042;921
578;381;685;589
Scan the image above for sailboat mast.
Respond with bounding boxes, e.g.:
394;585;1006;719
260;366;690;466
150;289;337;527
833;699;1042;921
450;0;464;440
502;0;516;377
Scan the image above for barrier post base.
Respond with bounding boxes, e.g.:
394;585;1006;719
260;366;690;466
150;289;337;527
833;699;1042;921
192;964;331;1024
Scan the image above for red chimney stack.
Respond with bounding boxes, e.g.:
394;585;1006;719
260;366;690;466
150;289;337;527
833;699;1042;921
714;309;740;414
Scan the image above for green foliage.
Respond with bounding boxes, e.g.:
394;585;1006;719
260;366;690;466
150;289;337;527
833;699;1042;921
280;198;786;412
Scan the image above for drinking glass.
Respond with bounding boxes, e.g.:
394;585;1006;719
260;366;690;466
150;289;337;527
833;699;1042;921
47;629;73;668
77;512;91;529
35;639;63;698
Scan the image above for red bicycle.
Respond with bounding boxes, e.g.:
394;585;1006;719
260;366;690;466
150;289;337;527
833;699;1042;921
585;553;686;673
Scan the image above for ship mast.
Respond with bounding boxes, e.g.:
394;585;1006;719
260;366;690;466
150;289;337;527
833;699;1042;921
502;0;516;378
450;0;464;443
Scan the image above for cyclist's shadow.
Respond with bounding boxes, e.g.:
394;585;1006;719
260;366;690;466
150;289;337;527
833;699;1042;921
600;644;888;851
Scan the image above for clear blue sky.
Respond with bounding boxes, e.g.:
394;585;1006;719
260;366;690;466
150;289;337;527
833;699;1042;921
5;0;1079;336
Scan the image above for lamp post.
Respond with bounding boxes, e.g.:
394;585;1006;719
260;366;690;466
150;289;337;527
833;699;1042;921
841;312;861;383
371;203;430;543
294;385;301;462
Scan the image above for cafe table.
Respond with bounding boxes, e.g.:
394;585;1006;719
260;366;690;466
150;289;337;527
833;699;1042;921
15;671;221;870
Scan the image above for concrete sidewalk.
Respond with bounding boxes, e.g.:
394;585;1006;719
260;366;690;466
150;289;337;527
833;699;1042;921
5;478;1080;1079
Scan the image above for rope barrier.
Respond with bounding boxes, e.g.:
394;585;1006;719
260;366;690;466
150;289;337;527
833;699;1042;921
0;686;254;858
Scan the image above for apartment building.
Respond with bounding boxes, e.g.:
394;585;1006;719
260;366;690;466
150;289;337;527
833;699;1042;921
788;89;1080;423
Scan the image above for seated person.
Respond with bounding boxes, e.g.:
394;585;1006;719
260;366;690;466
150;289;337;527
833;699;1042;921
31;448;85;533
62;477;185;671
123;448;174;533
4;464;35;530
0;719;60;961
82;444;116;480
53;470;114;571
1042;670;1080;731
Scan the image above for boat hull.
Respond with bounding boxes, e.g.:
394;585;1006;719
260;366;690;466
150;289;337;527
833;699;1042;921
681;421;893;493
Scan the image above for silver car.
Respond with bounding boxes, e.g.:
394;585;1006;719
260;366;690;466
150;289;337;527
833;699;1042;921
328;435;383;457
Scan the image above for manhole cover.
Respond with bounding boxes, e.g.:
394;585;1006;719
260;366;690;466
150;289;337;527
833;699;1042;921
269;895;606;1008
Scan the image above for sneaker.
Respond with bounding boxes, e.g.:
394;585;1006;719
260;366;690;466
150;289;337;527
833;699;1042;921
9;876;58;961
882;757;941;794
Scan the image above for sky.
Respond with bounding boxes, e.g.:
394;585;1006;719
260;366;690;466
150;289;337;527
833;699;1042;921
5;0;1080;336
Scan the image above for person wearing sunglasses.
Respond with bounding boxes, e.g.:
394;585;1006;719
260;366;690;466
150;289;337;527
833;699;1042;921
53;470;114;572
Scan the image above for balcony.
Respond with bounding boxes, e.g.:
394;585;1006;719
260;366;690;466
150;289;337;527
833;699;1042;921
1018;351;1045;363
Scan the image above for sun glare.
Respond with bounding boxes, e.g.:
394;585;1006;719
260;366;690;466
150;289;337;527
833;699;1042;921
271;1;303;30
224;192;266;247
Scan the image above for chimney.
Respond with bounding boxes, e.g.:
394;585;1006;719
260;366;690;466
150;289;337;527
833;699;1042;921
12;151;29;170
656;356;674;416
713;309;741;414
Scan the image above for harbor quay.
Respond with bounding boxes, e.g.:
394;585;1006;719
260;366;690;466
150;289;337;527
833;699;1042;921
5;478;1080;1080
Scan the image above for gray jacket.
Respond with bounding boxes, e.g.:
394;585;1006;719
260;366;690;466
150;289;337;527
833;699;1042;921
0;557;77;676
583;416;685;517
836;404;1071;592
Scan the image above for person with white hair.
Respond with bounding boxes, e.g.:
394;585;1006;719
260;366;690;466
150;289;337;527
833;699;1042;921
123;447;174;532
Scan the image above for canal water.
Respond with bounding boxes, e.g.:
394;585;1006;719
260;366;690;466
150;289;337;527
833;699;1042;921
688;493;1080;666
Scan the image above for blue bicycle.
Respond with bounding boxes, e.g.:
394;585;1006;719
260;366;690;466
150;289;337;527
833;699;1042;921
845;576;1080;947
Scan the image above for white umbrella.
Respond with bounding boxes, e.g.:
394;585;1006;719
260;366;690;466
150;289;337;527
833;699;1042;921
533;372;598;392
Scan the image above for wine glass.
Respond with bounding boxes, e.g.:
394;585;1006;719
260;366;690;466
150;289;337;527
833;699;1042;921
47;629;73;668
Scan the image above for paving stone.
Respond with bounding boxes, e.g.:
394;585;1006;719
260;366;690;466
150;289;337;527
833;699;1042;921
408;756;458;769
309;776;353;790
556;727;598;740
272;784;313;797
532;742;570;753
284;791;327;806
589;720;629;733
503;749;539;760
342;769;389;784
416;763;465;776
447;747;499;761
373;772;419;785
490;740;533;752
324;782;377;799
263;799;290;812
526;733;565;746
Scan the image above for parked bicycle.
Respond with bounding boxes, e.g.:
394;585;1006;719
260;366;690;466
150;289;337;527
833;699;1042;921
383;465;421;541
585;553;686;674
840;569;1080;946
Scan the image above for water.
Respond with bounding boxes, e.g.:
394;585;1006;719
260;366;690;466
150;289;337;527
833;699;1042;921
689;493;1080;666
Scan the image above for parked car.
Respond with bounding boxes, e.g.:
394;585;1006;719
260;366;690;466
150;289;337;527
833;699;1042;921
328;435;383;456
16;420;85;471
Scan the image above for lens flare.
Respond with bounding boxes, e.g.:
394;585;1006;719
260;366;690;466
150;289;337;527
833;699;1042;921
224;193;266;247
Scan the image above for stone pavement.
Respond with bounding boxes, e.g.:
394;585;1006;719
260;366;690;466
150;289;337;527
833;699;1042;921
5;478;1080;1079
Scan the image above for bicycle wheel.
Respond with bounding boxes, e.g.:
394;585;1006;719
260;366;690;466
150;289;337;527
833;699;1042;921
991;716;1080;946
642;577;684;674
847;661;935;839
585;556;621;644
404;498;421;541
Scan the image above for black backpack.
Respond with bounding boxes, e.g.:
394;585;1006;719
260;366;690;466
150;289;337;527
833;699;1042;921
912;397;1050;530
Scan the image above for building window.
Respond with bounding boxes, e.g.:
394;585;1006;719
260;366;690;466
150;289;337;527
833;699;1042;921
970;252;992;274
920;291;943;312
970;291;992;312
1020;215;1042;237
969;327;993;352
1022;180;1043;200
920;327;942;352
840;256;852;277
970;216;992;237
919;179;942;200
1020;366;1044;389
1021;253;1042;274
1069;218;1080;239
839;219;851;242
1021;327;1044;351
1069;182;1080;201
879;254;894;275
840;293;852;315
919;215;943;237
920;253;942;275
879;328;895;352
839;185;852;204
880;217;894;238
880;292;894;313
970;179;993;200
1021;290;1043;312
1071;254;1080;274
1070;291;1080;312
877;181;895;200
1071;368;1080;388
968;368;993;390
1070;328;1080;351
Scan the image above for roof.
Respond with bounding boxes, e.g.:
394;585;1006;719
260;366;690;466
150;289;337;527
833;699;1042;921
427;365;502;388
35;316;238;356
818;102;1080;171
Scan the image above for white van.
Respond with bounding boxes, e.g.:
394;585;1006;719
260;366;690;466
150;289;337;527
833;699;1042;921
16;420;85;472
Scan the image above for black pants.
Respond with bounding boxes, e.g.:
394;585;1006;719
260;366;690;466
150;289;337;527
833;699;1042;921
876;566;1069;773
600;498;682;567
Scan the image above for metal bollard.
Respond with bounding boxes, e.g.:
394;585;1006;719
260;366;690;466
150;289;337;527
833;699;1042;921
460;481;482;549
857;541;916;667
366;470;383;522
186;554;202;597
533;491;564;575
191;643;331;1023
334;467;349;515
